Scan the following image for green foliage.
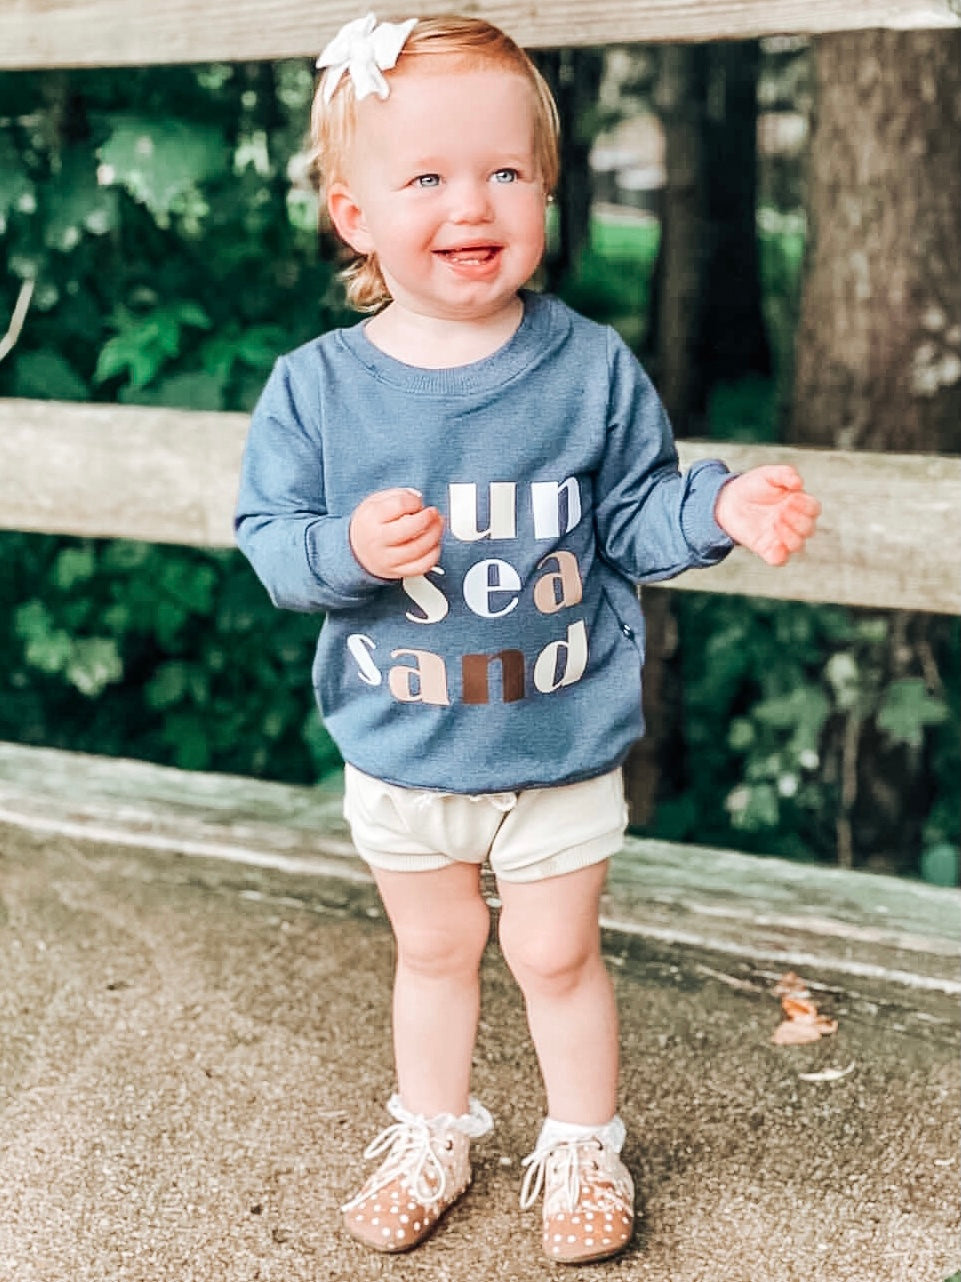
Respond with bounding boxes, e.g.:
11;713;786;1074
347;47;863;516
659;592;960;880
558;212;659;349
94;299;212;391
97;116;229;225
706;375;779;444
0;531;340;782
0;59;349;410
877;677;947;747
0;59;348;783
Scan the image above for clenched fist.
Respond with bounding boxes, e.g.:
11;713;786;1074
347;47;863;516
349;487;445;580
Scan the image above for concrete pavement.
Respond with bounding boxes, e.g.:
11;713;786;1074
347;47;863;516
0;816;958;1282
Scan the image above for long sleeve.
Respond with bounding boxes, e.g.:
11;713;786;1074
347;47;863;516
235;355;387;612
593;330;734;584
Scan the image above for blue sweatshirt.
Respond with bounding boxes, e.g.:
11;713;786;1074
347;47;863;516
235;291;733;793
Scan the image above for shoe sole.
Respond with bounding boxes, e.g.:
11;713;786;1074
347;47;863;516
547;1241;631;1265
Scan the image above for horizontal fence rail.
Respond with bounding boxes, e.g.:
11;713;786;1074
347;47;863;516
0;397;957;613
0;0;958;69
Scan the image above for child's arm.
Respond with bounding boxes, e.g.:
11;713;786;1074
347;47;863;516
236;355;399;613
236;357;445;611
594;331;820;583
713;465;820;566
349;488;444;580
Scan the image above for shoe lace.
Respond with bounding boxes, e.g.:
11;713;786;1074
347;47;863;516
520;1138;601;1212
342;1117;449;1210
341;1095;493;1213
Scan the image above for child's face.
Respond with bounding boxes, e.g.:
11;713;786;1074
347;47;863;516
328;66;548;324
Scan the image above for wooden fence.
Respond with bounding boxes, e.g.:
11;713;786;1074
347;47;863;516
1;0;958;69
0;398;958;614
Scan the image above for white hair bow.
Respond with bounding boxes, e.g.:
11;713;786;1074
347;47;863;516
316;13;418;103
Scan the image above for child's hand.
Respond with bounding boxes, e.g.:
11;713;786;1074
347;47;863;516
713;465;821;566
349;488;444;579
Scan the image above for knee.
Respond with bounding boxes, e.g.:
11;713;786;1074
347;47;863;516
396;899;490;980
498;910;598;996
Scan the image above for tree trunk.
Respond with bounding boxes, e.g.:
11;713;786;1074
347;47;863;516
648;44;710;431
791;31;961;453
628;43;770;828
701;41;772;392
623;48;702;827
535;48;604;289
790;30;961;872
648;41;771;431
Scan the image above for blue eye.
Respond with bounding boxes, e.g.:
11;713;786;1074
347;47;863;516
414;173;440;188
492;168;518;184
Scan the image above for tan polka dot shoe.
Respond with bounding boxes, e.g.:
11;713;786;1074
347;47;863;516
341;1094;492;1253
520;1134;635;1264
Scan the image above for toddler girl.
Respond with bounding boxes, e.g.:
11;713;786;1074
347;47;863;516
235;12;819;1264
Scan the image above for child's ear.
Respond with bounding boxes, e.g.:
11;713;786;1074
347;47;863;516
327;182;374;254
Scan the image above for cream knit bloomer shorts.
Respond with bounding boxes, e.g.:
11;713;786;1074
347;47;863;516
343;763;629;883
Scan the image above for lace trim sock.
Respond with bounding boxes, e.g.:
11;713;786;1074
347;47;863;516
387;1092;495;1139
534;1113;626;1154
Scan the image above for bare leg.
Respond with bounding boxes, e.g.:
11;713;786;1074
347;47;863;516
497;861;618;1124
372;862;490;1117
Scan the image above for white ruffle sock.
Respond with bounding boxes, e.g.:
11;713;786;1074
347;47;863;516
534;1113;626;1153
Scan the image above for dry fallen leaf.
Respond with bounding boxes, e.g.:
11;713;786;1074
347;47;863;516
773;971;810;999
772;1014;838;1045
771;971;838;1045
780;995;819;1021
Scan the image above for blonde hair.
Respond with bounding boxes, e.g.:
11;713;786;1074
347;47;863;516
309;15;560;312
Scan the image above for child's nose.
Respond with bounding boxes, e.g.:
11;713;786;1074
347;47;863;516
448;180;493;223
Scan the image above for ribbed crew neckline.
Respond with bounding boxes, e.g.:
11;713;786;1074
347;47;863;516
335;289;562;396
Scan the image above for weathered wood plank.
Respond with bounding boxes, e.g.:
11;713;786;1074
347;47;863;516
0;399;248;550
0;741;957;993
0;397;958;612
668;442;961;614
0;0;957;69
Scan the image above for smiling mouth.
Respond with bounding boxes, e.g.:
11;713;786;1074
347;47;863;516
436;245;500;265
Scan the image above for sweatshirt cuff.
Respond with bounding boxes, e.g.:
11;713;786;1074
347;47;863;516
680;460;737;564
305;514;390;604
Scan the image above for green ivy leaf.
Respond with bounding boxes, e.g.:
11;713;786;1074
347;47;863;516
66;637;124;697
145;662;188;710
877;678;947;748
14;599;54;641
159;559;217;614
199;324;286;384
53;545;97;590
728;718;755;751
97;116;229;222
43;148;117;250
727;781;780;832
94;301;212;389
160;711;211;770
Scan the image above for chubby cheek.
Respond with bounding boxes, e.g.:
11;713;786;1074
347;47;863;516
518;211;548;268
378;208;436;258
